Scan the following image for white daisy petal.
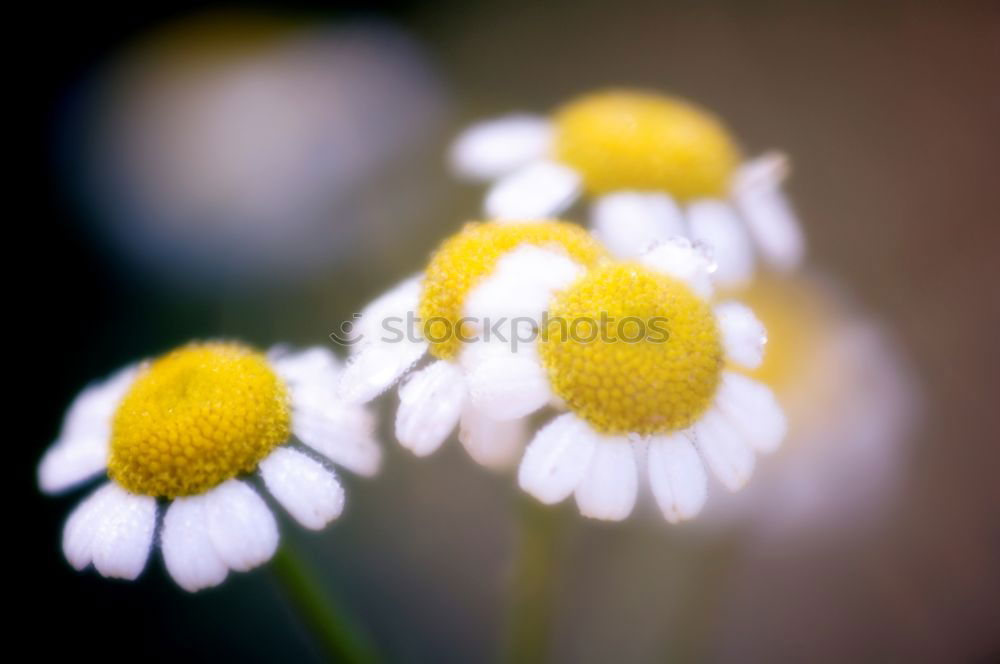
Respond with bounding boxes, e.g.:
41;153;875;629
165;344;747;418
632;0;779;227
518;413;598;504
39;365;139;494
348;274;423;345
62;483;112;571
638;237;714;298
732;153;806;271
463;245;585;325
574;438;638;521
693;409;756;492
457;334;515;370
465;350;551;421
270;346;341;387
204;480;279;573
276;347;382;477
291;401;381;477
39;437;112;495
686;199;755;287
260;447;345;530
591;192;685;259
647;433;708;523
484;160;582;220
715;371;786;454
162;495;229;592
458;405;527;469
59;364;139;442
449;114;554;181
395;360;466;456
338;276;427;404
339;340;427;404
90;488;157;581
62;482;156;580
715;301;767;369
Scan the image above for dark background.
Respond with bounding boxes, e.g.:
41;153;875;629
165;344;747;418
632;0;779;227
18;1;1000;662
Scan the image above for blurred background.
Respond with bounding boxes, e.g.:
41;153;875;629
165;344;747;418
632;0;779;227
20;0;999;661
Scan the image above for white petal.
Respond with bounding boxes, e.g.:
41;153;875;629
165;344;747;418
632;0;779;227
162;495;228;592
270;346;341;387
715;301;767;369
59;364;139;441
647;434;708;523
574;438;638;521
458;406;527;469
693;409;756;491
90;488;157;581
484;160;581;220
591;191;685;259
278;347;382;477
292;401;381;477
63;484;112;571
259;447;345;530
715;371;786;454
39;438;111;495
338;340;427;404
62;482;156;580
686;199;755;288
395;360;466;456
732;153;806;271
39;365;139;494
338;276;427;404
204;480;279;573
518;413;598;504
638;237;714;298
449;114;554;181
457;334;519;370
463;244;585;325
465;350;551;421
347;274;423;346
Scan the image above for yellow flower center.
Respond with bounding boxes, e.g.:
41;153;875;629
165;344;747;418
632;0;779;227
552;89;740;200
539;264;724;435
419;221;608;360
108;342;291;498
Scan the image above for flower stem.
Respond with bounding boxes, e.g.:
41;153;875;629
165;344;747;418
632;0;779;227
505;496;565;664
270;543;380;664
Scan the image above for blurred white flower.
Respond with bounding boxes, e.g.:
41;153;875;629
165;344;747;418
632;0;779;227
701;274;919;538
67;13;447;287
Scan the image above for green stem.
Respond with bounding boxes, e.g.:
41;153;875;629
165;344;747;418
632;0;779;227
505;496;565;664
270;543;380;664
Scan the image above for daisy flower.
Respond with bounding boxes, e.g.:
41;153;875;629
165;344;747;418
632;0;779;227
38;341;380;591
462;238;787;522
338;220;607;467
704;274;917;535
449;88;806;287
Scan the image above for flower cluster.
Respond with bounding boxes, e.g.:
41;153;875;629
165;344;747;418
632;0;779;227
339;88;797;520
41;87;803;590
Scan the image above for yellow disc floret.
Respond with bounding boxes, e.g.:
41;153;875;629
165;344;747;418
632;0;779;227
108;341;291;497
419;221;608;360
539;264;724;435
553;89;740;200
